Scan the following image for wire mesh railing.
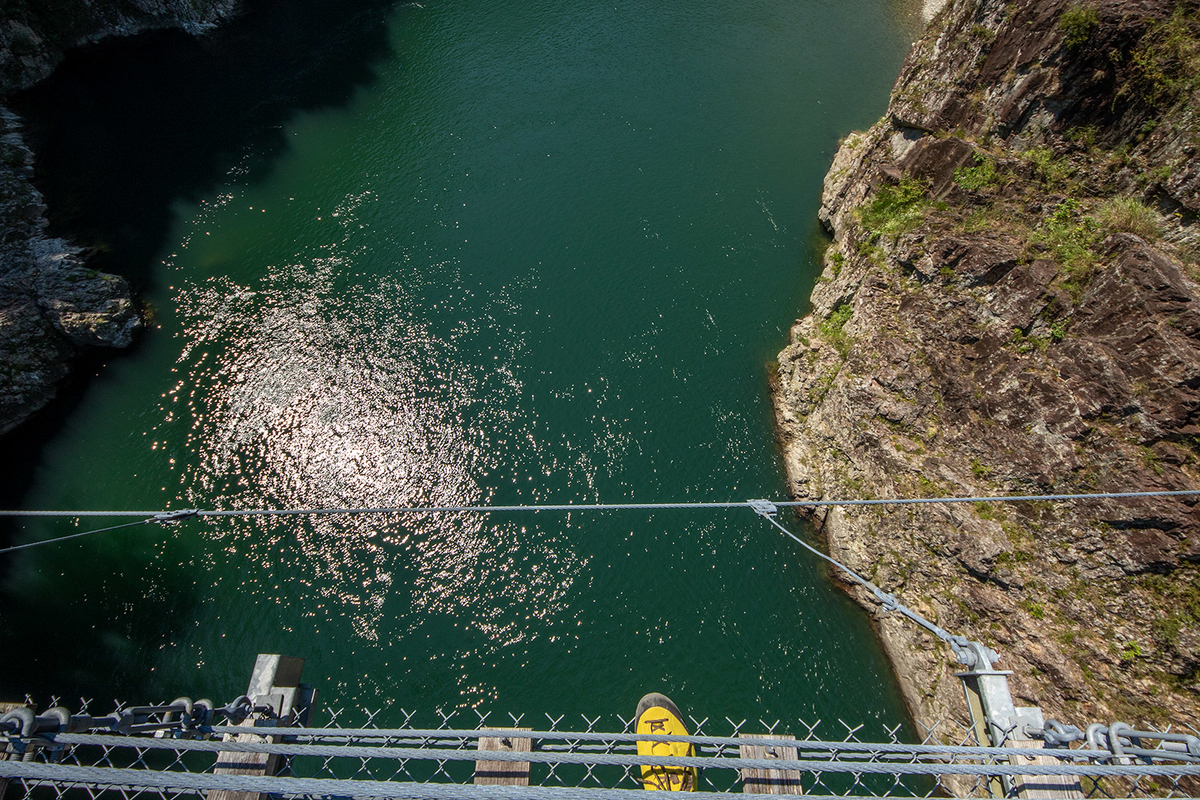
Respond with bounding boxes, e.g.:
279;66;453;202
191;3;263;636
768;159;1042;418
2;699;1198;800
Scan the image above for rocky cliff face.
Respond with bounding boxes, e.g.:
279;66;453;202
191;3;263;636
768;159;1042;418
0;0;238;93
773;0;1200;733
0;0;240;435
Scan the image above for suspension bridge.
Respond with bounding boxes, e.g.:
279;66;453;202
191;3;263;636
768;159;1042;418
2;491;1199;799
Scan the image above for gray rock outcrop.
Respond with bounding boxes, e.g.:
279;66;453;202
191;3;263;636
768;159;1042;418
1;0;239;93
0;110;141;435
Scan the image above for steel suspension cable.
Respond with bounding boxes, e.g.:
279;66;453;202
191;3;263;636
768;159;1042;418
3;754;1198;784
0;489;1196;520
0;518;157;555
1;489;1197;556
57;729;1192;763
753;509;968;652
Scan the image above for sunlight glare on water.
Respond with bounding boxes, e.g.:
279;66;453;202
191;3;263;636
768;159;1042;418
168;181;577;653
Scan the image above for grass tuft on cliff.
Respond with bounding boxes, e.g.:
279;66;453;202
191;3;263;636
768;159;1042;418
818;303;855;358
1097;197;1161;241
954;153;1000;191
1033;199;1101;275
1128;1;1200;108
1023;147;1075;189
1029;197;1162;289
1058;5;1099;50
860;177;929;238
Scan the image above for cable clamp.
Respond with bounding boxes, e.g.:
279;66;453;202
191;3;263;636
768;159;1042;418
1029;719;1084;747
874;589;900;612
154;509;200;524
747;499;777;518
0;708;35;738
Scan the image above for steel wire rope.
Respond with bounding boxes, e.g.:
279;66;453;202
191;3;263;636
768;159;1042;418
0;489;1197;520
1;489;1198;553
3;755;1198;784
0;518;157;555
752;510;966;649
53;730;1195;764
0;761;1179;800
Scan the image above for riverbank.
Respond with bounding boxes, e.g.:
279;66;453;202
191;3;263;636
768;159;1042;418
0;1;240;435
773;0;1200;732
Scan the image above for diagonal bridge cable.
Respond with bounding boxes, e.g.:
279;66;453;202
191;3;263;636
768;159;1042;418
0;518;156;555
746;499;975;661
0;509;201;555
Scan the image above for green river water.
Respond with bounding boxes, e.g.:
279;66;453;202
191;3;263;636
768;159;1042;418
4;0;923;734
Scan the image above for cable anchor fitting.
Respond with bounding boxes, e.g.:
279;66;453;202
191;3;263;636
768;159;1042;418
951;638;1001;670
154;509;200;524
872;588;900;612
747;499;777;518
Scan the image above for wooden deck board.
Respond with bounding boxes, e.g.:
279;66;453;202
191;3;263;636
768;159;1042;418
474;728;532;786
1010;739;1084;799
739;733;802;794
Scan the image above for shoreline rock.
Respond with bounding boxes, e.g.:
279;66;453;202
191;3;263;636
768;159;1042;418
0;109;143;436
773;0;1200;734
0;1;241;436
922;0;949;23
1;1;240;94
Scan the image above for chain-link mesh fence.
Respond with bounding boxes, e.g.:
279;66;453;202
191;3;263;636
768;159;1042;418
2;698;1198;800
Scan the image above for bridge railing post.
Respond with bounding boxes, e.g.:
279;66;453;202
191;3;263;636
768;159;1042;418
210;654;314;800
955;641;1082;799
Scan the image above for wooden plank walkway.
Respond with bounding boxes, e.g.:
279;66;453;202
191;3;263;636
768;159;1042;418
739;733;802;794
1009;738;1084;799
474;728;532;786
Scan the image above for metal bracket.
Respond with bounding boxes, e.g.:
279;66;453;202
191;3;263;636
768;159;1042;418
953;638;1001;670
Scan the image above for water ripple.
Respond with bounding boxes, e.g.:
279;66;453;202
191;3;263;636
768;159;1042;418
165;206;583;649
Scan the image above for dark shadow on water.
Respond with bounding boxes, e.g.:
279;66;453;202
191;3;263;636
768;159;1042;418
1;0;404;702
12;0;404;288
0;350;115;519
0;518;207;702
